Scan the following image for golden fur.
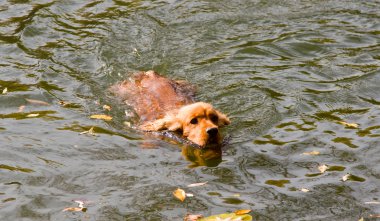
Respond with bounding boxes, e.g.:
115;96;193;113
110;71;230;147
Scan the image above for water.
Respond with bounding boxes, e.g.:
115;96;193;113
0;0;379;220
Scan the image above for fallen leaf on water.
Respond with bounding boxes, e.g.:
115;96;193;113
187;182;208;187
2;87;7;94
342;173;351;181
80;127;95;136
184;214;203;221
234;209;252;215
318;164;329;173
59;101;69;106
338;121;359;128
199;213;252;221
18;105;25;112
74;200;85;208
90;114;112;121
102;105;111;111
173;188;186;202
62;207;84;212
302;151;320;156
26;113;39;118
25;98;50;106
300;188;310;192
365;201;380;204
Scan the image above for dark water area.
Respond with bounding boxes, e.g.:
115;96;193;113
1;0;380;220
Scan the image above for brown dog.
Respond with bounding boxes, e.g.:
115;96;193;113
110;71;230;147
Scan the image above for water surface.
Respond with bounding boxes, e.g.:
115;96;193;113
0;0;380;220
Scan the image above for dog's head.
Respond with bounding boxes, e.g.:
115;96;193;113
140;102;230;147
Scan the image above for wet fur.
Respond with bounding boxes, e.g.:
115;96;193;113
110;71;230;147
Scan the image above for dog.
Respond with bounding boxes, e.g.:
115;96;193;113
110;71;230;147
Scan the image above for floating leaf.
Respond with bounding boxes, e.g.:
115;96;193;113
199;213;252;221
234;209;251;215
102;105;111;111
302;151;320;156
173;188;186;202
342;173;351;181
74;200;85;208
187;182;208;187
25;98;50;106
300;188;310;192
2;87;7;94
365;202;380;204
26;113;39;118
338;121;359;128
80;127;95;136
18;105;25;112
63;207;87;212
184;214;203;221
318;164;329;173
90;114;112;121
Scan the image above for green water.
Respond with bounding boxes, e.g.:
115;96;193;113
0;0;379;220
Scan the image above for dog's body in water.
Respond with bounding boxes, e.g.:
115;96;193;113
110;71;230;148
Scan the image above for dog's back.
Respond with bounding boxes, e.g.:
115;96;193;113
110;71;195;121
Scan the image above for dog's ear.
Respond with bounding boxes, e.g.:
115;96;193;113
139;115;182;131
216;110;230;127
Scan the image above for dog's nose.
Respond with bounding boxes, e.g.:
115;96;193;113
206;127;218;137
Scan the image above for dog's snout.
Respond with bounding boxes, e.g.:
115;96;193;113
206;127;218;137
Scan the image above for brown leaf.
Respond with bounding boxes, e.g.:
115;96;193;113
62;207;86;212
90;114;112;121
187;182;208;187
184;214;203;221
25;98;50;106
173;188;186;202
234;209;252;215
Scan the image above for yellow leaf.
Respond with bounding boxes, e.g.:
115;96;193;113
318;164;329;173
26;113;39;118
90;114;112;121
302;151;320;156
199;213;252;221
187;182;208;187
234;209;252;215
102;105;111;111
62;207;86;212
338;121;359;128
173;188;186;202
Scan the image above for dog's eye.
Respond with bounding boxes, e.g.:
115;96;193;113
190;118;198;124
210;115;218;123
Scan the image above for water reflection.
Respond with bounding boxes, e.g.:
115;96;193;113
182;145;222;168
